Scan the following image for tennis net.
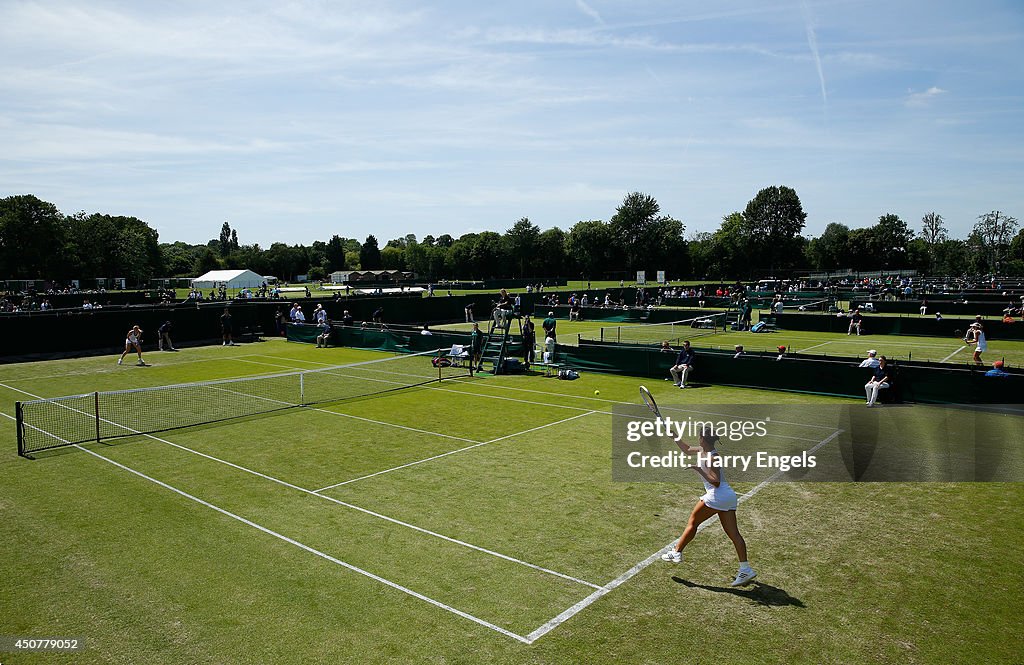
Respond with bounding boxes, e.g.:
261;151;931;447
16;349;470;457
578;312;728;346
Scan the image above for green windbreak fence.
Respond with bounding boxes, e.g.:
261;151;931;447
287;323;526;356
561;341;1022;404
772;313;1024;340
848;300;1009;316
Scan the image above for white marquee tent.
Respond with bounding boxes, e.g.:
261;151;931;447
191;269;266;290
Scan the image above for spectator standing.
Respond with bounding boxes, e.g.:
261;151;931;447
470;322;484;371
158;320;176;351
522;316;536;367
542;311;557;342
221;308;235;346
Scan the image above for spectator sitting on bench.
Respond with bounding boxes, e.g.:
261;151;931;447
543;335;556;364
669;340;695;388
848;308;863;336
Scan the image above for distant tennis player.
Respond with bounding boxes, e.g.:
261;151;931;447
661;427;757;587
118;325;146;366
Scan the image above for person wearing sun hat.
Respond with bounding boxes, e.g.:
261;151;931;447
859;349;880;368
984;360;1009;377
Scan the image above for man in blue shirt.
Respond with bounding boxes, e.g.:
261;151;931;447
670;340;695;388
985;360;1009;377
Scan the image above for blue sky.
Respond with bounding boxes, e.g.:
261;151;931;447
2;0;1022;246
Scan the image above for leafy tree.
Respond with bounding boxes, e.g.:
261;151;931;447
325;235;347;272
0;194;68;279
448;234;477;277
435;234;454;248
741;185;807;273
470;231;505;278
534;228;567;278
608;192;662;271
360;235;382;270
218;222;232;257
160;242;201;276
194;247;221;275
920;212;947;244
344;250;361;270
707;212;749;277
869;213;914;269
504;217;540;277
805;223;851;271
973;210;1018;272
565;220;611;278
380;245;406;270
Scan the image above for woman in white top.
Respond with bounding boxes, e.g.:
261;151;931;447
118;325;146;366
971;323;988;364
661;428;757;587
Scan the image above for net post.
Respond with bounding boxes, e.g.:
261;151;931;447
437;347;442;381
300;372;306;405
15;401;25;458
95;391;101;443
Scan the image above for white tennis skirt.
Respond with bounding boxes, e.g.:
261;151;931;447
702;485;738;511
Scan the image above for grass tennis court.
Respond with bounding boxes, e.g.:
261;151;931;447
1;340;1021;663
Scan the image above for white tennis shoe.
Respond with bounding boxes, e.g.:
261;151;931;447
661;550;681;563
730;568;757;587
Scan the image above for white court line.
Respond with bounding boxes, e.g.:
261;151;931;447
524;428;844;644
0;411;531;644
941;345;968;363
795;341;833;353
0;353;272;384
314;410;598;491
5;386;594;590
206;382;481;445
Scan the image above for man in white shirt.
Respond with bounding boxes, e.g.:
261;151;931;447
858;350;880;368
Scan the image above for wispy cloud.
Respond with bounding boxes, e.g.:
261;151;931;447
800;0;828;112
905;86;948;107
575;0;605;26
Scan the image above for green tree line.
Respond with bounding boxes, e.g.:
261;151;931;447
2;191;1022;284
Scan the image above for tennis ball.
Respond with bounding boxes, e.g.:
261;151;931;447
594;390;600;396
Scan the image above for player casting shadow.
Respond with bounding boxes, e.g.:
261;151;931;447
671;577;805;608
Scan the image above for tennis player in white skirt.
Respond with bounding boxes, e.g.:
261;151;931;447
661;428;757;587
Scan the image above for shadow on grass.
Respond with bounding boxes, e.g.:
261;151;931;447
671;576;806;608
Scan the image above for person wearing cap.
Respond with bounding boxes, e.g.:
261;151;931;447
158;320;176;351
775;345;786;361
859;349;880;368
985;360;1009;377
542;311;557;342
865;355;892;406
314;302;327;324
970;322;987;365
733;344;745;359
293;304;306;323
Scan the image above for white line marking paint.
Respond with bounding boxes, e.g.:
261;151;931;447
314;411;598;491
523;428;843;644
940;345;967;363
5;389;593;590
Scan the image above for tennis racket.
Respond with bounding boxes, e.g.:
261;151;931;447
641;385;691;453
639;385;661;418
